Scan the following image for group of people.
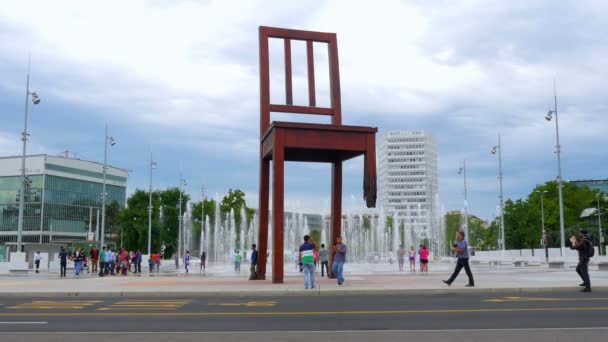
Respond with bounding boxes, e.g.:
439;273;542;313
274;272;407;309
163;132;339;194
298;235;347;289
397;244;430;272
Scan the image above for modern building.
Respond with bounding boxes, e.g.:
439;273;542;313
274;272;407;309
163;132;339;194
0;154;128;246
378;131;438;239
571;179;608;195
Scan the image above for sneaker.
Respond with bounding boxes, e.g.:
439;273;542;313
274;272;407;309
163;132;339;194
443;280;451;286
579;283;587;287
466;284;475;287
581;288;592;293
311;286;316;289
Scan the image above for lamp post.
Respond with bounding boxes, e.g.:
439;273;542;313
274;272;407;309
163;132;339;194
491;135;505;254
177;175;187;266
537;190;549;262
100;125;116;249
147;153;157;255
545;82;565;256
17;58;41;252
597;193;603;256
457;161;468;238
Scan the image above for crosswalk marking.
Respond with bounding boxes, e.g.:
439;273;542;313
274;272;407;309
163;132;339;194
8;301;101;310
97;300;190;311
208;301;278;307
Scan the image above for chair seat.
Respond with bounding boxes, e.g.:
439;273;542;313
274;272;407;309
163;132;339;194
262;121;377;162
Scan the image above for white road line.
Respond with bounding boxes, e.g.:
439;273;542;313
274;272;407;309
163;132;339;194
0;322;48;325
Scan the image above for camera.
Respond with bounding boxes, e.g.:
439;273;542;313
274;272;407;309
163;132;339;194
453;244;458;248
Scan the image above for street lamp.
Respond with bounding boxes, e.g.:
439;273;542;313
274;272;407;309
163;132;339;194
177;175;187;266
536;190;549;262
100;125;116;248
457;161;468;238
17;58;41;252
147;153;157;255
491;135;505;254
545;82;566;256
597;193;603;256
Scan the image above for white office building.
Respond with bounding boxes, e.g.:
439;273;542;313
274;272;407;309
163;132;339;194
378;131;438;239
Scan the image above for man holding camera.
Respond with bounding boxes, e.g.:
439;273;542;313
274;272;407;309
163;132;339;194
571;229;593;292
443;231;474;287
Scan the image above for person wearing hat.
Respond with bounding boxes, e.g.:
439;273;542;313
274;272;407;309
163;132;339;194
570;229;593;292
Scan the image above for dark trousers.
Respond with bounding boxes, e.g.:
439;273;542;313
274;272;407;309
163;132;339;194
249;264;257;280
576;261;591;288
60;262;67;277
447;258;474;285
35;260;40;272
137;262;142;274
99;262;105;276
321;261;329;277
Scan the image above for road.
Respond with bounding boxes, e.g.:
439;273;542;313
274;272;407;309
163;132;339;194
0;289;607;341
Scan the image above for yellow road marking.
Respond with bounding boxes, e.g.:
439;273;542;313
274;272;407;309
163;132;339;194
1;306;608;317
484;297;608;303
209;301;278;307
96;300;191;311
7;301;101;310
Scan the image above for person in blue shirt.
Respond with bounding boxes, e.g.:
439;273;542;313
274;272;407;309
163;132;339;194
443;231;475;287
299;235;316;289
249;244;258;280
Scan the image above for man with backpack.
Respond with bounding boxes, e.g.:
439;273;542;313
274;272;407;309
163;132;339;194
570;229;594;292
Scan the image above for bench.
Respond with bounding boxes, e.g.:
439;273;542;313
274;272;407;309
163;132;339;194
513;261;527;267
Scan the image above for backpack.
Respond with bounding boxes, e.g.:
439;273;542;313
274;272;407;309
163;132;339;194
587;240;595;258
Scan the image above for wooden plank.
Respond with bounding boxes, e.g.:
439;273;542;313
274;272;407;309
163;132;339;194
259;27;271;135
256;157;270;280
260;26;334;42
328;35;342;125
329;161;343;279
269;104;333;116
284;39;293;105
306;40;316;107
272;131;285;284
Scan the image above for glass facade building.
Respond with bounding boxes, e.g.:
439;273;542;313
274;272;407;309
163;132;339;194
571;179;608;195
0;154;128;245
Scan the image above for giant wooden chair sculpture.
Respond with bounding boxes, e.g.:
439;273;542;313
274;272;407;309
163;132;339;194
257;26;377;283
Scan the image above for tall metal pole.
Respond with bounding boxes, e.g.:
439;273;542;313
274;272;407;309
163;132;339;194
553;82;566;257
178;174;184;267
463;160;469;239
498;135;505;254
17;58;32;252
100;125;109;248
147;152;155;255
539;191;548;262
598;194;603;256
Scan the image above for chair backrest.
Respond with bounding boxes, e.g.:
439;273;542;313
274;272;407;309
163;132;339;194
259;26;342;135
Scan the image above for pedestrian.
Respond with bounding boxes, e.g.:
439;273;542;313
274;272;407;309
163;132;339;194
107;248;115;276
313;248;319;268
249;244;258;280
90;245;99;274
319;244;329;277
571;229;593;292
234;250;242;273
135;250;142;274
175;253;179;270
120;248;128;276
148;255;154;274
155;252;161;273
332;236;347;286
184;250;190;275
420;245;429;272
99;246;106;277
74;248;84;277
398;245;405;272
200;251;206;273
299;235;316;289
443;231;475;287
34;251;41;273
59;247;68;278
409;246;416;272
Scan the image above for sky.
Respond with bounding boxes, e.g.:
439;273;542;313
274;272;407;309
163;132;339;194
1;0;607;221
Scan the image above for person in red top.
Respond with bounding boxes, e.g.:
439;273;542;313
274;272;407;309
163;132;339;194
90;246;99;274
420;245;429;272
120;248;129;276
313;249;319;267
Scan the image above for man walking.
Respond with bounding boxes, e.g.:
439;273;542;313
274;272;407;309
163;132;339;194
299;235;316;289
34;251;41;273
200;251;206;273
443;231;475;287
99;246;106;277
319;244;329;277
571;229;593;292
59;247;68;278
249;244;258;280
90;246;99;274
332;236;347;285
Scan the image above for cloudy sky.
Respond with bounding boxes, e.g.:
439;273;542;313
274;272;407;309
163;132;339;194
1;0;607;220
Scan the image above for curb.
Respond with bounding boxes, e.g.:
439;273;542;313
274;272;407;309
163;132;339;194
2;286;606;298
